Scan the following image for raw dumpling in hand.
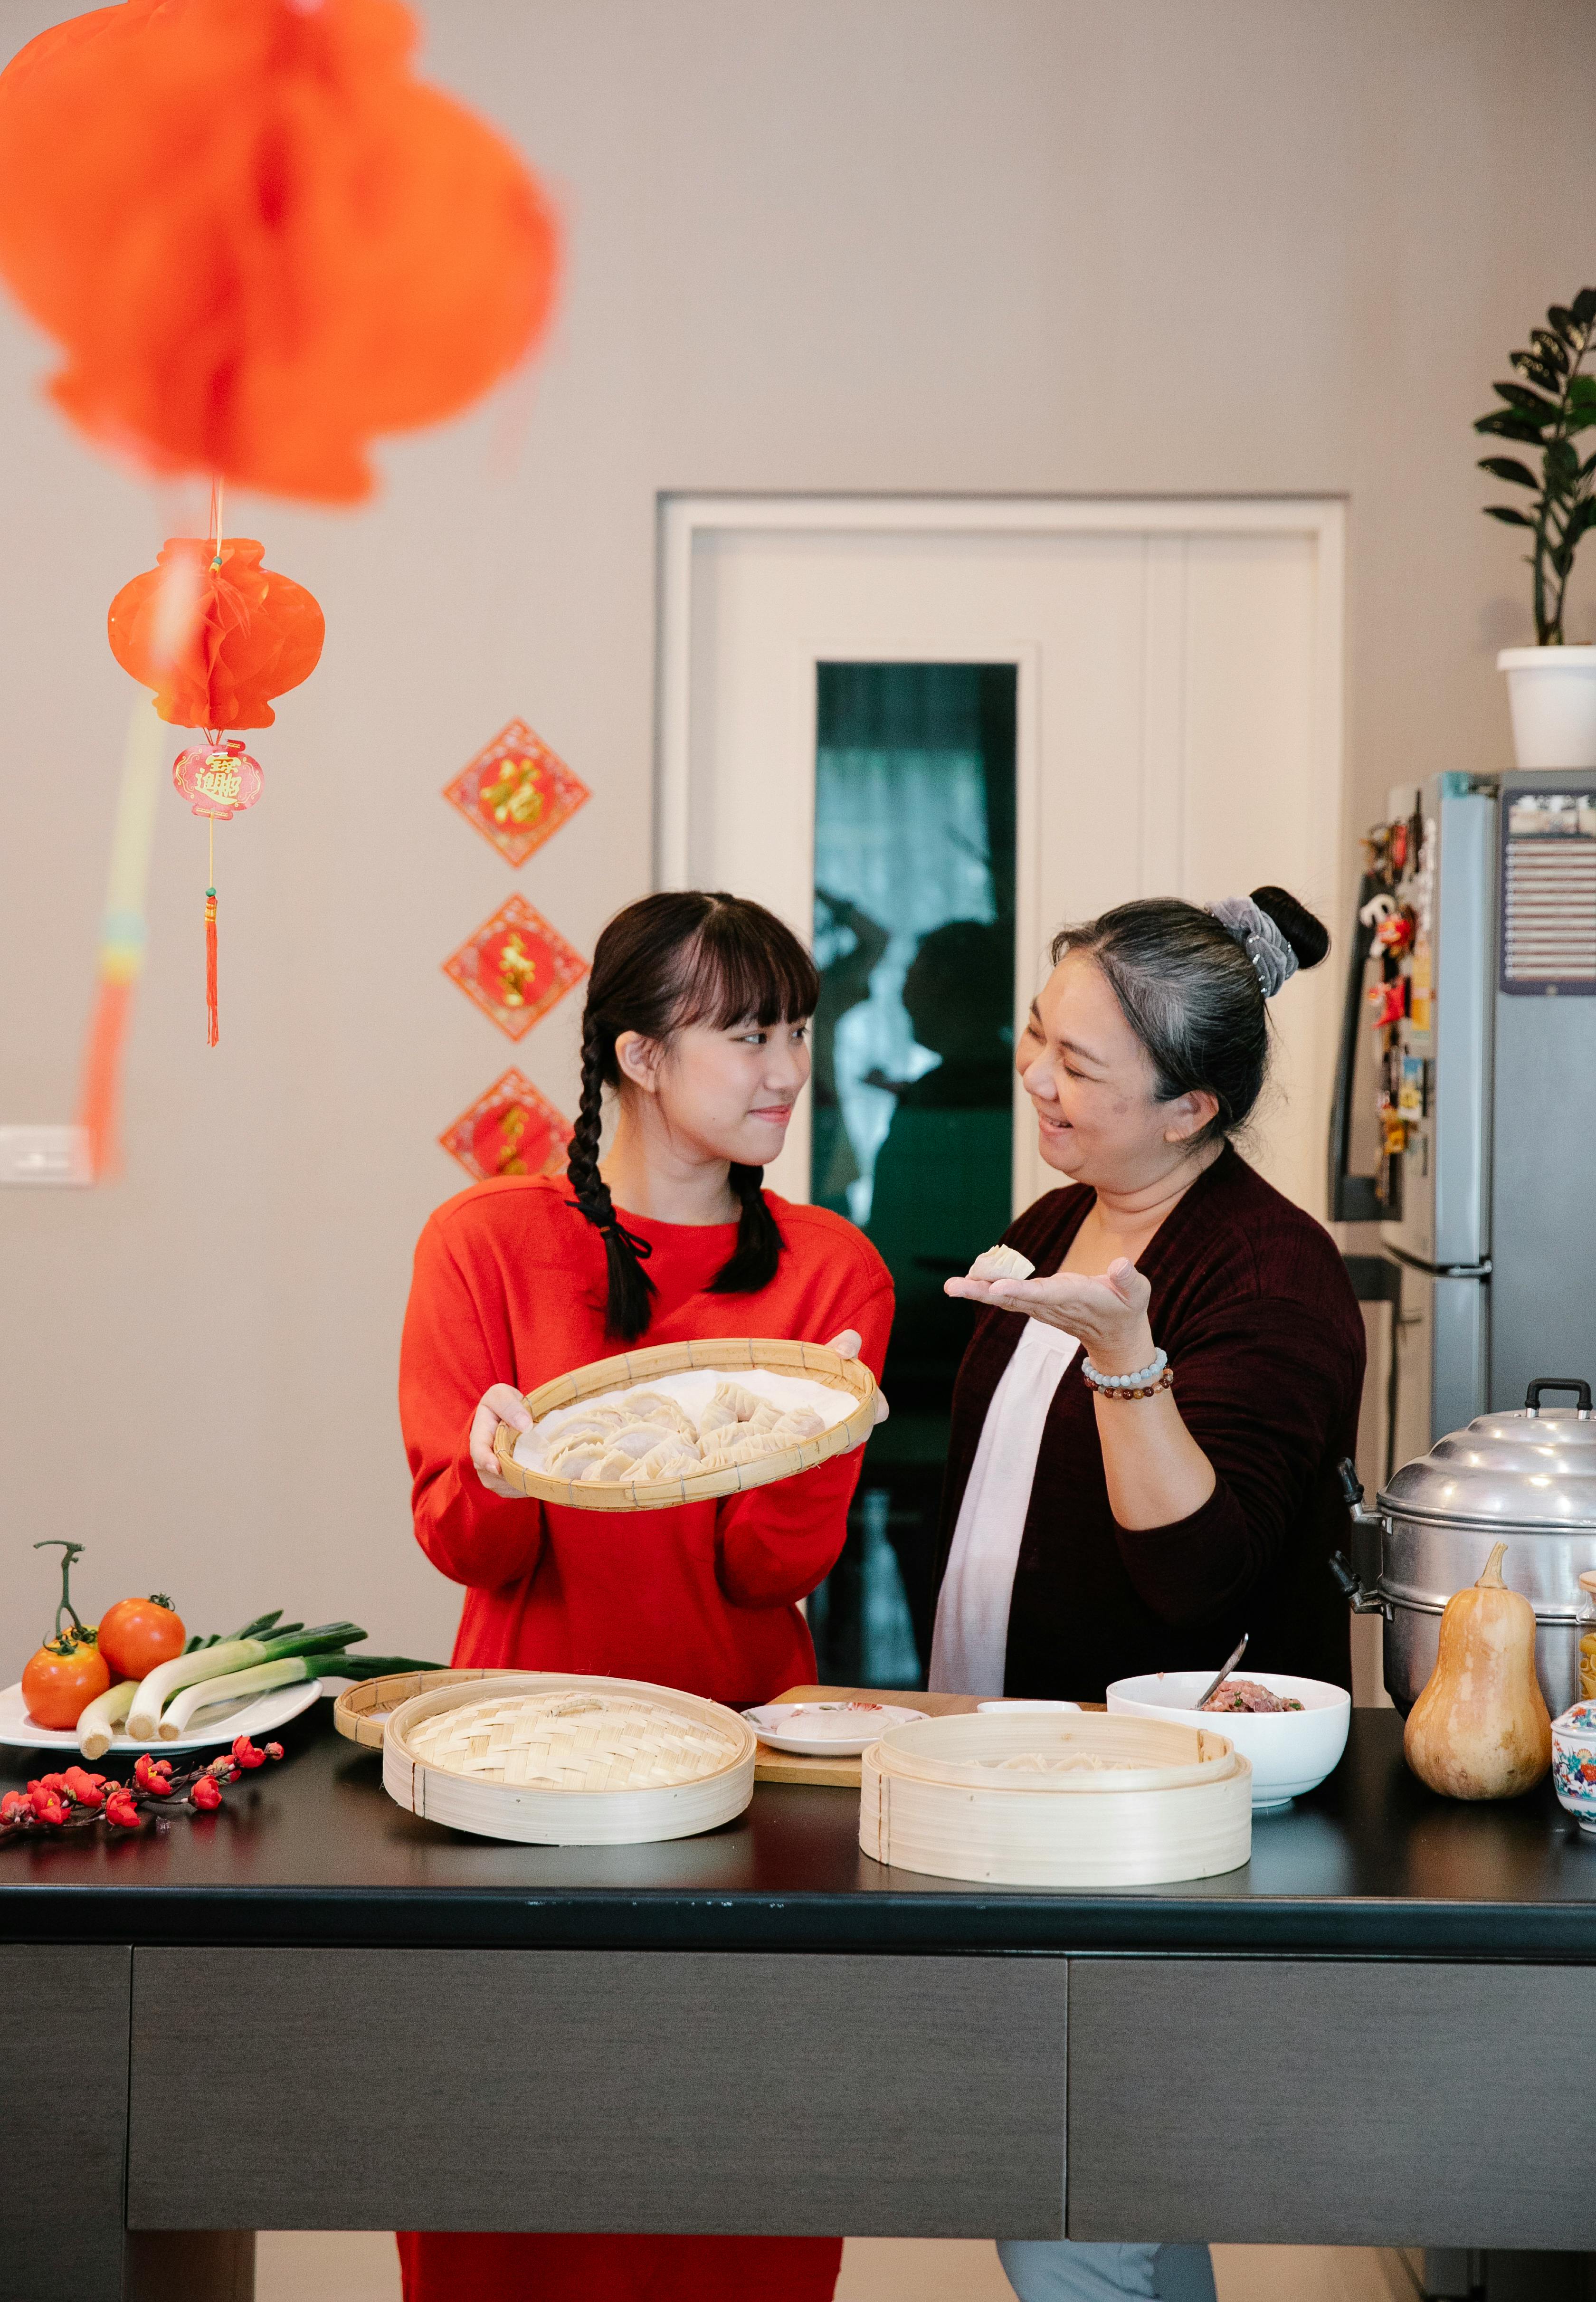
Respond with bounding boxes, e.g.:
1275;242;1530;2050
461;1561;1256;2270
701;1430;784;1473
634;1437;703;1482
546;1408;627;1456
593;1446;647;1481
967;1243;1035;1283
696;1380;763;1436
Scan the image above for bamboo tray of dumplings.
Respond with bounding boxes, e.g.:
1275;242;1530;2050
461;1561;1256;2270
860;1710;1253;1887
491;1336;877;1512
382;1671;758;1845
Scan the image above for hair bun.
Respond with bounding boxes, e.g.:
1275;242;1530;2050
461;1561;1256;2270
1249;885;1330;971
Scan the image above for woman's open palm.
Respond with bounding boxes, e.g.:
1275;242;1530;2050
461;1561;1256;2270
944;1256;1152;1363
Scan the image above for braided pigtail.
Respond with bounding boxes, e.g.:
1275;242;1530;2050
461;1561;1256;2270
566;1012;656;1340
707;1162;786;1296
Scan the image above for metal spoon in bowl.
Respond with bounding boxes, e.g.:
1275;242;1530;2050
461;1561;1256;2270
1193;1633;1249;1713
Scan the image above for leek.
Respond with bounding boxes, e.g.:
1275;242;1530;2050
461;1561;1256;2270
159;1656;312;1738
77;1680;138;1761
125;1622;365;1741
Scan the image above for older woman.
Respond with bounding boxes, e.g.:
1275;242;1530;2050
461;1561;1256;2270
931;887;1365;2302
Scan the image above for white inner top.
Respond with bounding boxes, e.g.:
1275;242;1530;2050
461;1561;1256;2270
513;1366;854;1472
928;1318;1081;1698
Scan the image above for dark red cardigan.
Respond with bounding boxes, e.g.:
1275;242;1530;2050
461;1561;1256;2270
933;1145;1366;1701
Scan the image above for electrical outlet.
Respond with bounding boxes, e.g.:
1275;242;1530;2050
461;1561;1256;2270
0;1125;92;1186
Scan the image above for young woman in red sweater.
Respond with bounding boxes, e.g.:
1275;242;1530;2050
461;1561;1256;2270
397;890;892;2302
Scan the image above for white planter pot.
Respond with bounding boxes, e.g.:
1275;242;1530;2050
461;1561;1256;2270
1498;645;1596;770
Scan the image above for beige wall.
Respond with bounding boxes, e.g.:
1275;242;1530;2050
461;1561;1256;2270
3;0;1595;1669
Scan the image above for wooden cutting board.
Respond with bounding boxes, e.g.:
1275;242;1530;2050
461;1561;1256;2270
751;1685;1103;1788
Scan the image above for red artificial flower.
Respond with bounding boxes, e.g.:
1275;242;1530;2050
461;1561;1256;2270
61;1766;107;1810
30;1772;72;1796
29;1788;68;1826
231;1736;266;1770
190;1774;223;1812
104;1789;142;1828
264;1742;284;1760
0;1790;29;1825
133;1754;174;1796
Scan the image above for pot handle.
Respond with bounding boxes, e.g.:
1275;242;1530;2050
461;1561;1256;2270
1332;1460;1389;1615
1524;1377;1593;1417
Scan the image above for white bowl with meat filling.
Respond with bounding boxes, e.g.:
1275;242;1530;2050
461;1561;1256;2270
1105;1671;1350;1811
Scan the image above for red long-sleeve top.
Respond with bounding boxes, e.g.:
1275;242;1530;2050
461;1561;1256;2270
399;1174;893;1707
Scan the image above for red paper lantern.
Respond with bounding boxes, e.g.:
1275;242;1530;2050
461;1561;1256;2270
0;0;559;502
107;537;323;732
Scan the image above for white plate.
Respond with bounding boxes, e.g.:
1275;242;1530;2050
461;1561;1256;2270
976;1699;1082;1715
0;1676;323;1757
743;1700;927;1755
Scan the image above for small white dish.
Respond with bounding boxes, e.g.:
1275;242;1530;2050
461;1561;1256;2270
976;1699;1082;1715
0;1676;322;1757
743;1700;926;1755
1105;1670;1350;1811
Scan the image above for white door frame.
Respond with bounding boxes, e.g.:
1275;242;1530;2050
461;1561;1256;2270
655;493;1346;1215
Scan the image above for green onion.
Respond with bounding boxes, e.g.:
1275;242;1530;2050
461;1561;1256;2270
312;1653;447;1680
158;1656;312;1739
76;1680;139;1761
125;1623;365;1741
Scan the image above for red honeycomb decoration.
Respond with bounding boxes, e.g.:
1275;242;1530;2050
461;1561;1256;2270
442;718;589;867
443;896;588;1041
439;1069;572;1183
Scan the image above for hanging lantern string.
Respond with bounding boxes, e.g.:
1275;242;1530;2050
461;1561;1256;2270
208;476;224;571
205;811;218;1049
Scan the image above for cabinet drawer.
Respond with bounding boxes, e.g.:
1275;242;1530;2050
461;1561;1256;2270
131;1947;1066;2237
1067;1959;1596;2248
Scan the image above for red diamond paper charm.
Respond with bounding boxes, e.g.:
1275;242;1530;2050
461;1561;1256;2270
442;718;589;866
443;895;589;1041
440;1069;573;1182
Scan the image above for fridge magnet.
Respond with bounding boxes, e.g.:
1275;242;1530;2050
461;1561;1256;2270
439;1070;572;1183
442;896;588;1040
442;720;590;867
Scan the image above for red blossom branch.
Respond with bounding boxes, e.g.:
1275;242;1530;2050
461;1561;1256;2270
0;1737;284;1845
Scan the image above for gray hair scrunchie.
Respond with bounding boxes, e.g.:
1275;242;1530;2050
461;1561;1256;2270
1206;895;1298;999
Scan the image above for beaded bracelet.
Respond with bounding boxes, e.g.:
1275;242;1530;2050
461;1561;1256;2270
1081;1349;1170;1398
1086;1365;1175;1402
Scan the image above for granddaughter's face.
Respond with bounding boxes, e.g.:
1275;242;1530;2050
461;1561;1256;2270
620;1016;812;1169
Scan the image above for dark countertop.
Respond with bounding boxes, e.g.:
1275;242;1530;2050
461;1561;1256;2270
5;1707;1596;1959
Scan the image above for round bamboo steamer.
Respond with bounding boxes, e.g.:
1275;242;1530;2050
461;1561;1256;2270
859;1710;1253;1887
382;1671;758;1845
490;1336;877;1513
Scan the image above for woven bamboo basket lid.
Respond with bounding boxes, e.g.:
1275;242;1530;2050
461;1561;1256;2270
490;1336;877;1513
333;1668;504;1750
382;1671;758;1845
859;1710;1252;1887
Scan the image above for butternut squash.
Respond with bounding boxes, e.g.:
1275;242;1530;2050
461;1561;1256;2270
1404;1542;1552;1800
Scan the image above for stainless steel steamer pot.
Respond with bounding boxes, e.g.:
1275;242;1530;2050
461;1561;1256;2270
1335;1379;1596;1716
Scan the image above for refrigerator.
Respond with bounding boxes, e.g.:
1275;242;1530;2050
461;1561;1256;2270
1330;768;1596;1447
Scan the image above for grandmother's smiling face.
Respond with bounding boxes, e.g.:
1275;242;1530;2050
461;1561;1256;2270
1015;952;1216;1190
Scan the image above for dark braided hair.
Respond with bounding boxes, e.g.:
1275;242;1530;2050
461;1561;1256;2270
567;891;821;1340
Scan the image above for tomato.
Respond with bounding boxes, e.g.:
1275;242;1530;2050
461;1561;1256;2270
96;1595;185;1682
21;1636;111;1731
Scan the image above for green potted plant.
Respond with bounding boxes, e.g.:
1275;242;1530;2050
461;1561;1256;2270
1477;285;1596;767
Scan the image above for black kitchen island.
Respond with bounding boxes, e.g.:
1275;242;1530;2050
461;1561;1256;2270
6;1705;1596;2301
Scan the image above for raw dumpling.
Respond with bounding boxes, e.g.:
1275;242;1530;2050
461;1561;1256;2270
967;1243;1035;1282
634;1438;703;1482
619;1389;697;1438
551;1442;608;1480
769;1407;826;1444
545;1408;627;1457
601;1422;670;1463
593;1446;645;1481
742;1399;783;1437
700;1430;785;1473
696;1380;763;1436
